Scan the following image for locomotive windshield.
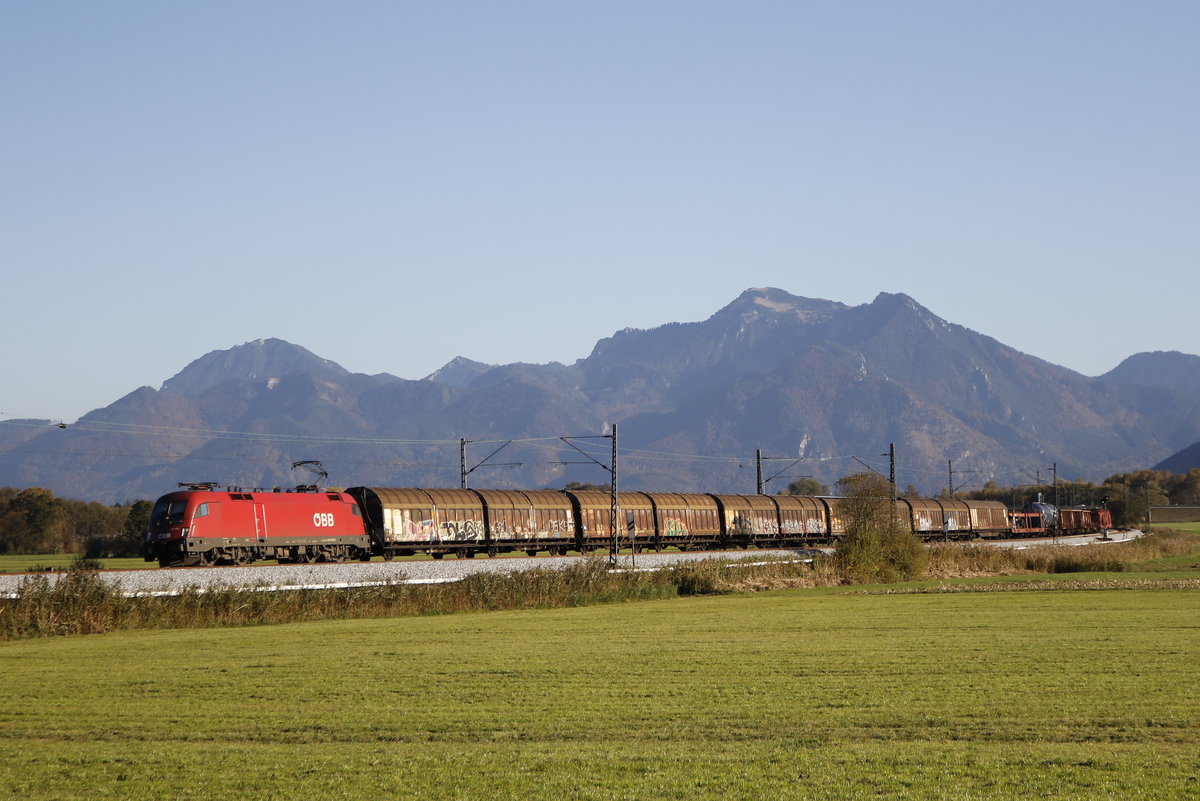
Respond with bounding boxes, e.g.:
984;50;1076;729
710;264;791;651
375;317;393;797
151;498;189;526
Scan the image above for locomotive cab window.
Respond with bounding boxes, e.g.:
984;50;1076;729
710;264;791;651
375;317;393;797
151;499;188;526
194;503;210;519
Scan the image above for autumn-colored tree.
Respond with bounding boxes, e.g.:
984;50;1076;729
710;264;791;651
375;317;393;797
2;488;66;554
120;499;154;556
834;472;927;583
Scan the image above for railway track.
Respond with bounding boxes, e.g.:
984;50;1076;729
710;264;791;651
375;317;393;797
0;548;818;598
1;531;1141;598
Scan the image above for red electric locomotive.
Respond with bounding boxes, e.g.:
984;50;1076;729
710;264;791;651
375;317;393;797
144;483;371;567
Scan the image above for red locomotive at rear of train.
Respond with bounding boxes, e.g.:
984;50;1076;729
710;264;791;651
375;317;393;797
145;483;371;567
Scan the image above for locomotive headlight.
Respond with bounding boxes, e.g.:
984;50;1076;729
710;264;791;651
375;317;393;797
181;528;189;537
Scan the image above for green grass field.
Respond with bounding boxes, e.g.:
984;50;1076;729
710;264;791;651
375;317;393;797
2;584;1197;800
1155;521;1200;534
0;553;152;573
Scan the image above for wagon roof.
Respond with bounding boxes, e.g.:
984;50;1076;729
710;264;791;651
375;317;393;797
773;495;825;513
711;494;778;511
645;492;718;509
964;500;1008;510
566;490;653;509
357;487;482;510
902;498;945;514
473;489;573;510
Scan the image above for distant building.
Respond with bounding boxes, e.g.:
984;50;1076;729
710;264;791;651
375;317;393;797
1149;506;1200;523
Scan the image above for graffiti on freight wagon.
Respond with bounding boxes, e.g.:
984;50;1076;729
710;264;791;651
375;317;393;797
728;514;780;537
438;519;483;541
491;519;575;539
385;510;483;542
661;517;688;537
385;509;435;541
780;518;826;535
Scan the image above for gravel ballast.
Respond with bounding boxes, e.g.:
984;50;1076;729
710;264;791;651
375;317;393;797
1;549;816;598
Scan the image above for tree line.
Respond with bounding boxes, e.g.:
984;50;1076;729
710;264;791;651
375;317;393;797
0;488;150;557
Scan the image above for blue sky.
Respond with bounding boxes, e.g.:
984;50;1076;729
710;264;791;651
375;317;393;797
3;1;1197;423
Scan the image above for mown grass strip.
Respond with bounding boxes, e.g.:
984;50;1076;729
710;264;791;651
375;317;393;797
1;586;1197;800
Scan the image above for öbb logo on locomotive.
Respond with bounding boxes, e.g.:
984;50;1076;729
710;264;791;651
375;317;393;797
143;481;1113;568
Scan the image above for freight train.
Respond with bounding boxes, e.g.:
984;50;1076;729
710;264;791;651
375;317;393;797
143;483;1113;567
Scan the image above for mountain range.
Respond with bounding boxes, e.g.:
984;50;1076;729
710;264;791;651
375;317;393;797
3;288;1200;504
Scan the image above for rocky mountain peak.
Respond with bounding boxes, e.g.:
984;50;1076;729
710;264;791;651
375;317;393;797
714;287;847;324
864;291;944;323
1101;351;1200;395
423;356;497;387
161;338;348;397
